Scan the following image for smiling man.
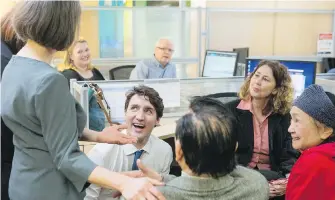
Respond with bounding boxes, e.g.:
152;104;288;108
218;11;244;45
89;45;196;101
130;38;177;80
85;85;173;200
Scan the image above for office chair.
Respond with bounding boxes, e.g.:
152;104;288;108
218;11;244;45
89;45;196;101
206;92;239;104
109;65;135;80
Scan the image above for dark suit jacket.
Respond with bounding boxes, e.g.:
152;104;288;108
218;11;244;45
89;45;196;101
225;99;299;176
1;40;15;200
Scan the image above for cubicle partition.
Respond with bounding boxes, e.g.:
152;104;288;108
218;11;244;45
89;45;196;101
71;74;334;129
71;76;245;128
73;75;334;153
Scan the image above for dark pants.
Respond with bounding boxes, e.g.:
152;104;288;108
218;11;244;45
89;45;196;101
1;163;11;200
257;169;285;200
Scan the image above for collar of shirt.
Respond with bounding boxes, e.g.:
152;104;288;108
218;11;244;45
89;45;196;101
237;98;272;118
123;135;153;156
152;55;169;69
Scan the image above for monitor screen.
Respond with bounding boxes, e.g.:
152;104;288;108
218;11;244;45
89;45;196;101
203;50;238;77
246;59;316;89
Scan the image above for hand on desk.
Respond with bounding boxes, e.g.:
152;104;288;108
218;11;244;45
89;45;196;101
97;124;137;145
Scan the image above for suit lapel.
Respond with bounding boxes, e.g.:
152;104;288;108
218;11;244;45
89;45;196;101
268;114;281;151
236;109;254;148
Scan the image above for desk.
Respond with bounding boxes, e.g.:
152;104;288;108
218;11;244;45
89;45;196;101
79;117;178;154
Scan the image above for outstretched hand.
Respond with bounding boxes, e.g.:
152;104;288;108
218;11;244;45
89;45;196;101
112;176;165;199
137;159;163;182
97;124;137;145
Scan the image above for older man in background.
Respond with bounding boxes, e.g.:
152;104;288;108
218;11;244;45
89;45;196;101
130;38;177;79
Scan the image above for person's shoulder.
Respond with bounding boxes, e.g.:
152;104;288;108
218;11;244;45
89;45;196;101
168;62;176;68
139;58;157;67
157;178;184;198
224;99;241;113
62;68;77;76
87;143;121;160
297;148;335;171
150;135;172;153
231;165;269;188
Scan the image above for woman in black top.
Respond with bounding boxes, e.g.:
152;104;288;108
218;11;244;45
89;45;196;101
225;60;299;199
1;9;25;200
61;39;106;131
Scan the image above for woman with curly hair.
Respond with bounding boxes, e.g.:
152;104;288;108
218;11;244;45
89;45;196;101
225;60;299;200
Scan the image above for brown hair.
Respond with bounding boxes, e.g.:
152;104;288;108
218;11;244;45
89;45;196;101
125;85;164;119
12;1;81;51
239;60;294;115
59;38;93;72
1;9;25;54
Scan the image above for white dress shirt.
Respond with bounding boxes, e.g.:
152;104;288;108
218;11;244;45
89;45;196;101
85;135;173;200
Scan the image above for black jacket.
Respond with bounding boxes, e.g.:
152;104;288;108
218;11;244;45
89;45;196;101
61;68;105;84
225;99;299;176
1;41;15;165
1;40;15;200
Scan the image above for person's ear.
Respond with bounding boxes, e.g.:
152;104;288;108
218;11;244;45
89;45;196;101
320;126;333;140
175;140;184;162
155;118;161;127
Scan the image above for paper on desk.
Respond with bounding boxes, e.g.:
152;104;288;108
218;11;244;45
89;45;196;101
144;79;181;108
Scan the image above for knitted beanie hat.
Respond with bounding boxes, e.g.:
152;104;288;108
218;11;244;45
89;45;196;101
293;84;335;128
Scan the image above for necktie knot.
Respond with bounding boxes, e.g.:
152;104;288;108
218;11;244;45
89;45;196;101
132;150;144;170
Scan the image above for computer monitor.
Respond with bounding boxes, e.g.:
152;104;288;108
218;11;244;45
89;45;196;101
233;47;249;65
233;48;249;76
246;59;316;90
202;50;238;77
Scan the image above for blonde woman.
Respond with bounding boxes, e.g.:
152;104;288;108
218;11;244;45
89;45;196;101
61;38;105;81
225;60;299;200
61;39;106;131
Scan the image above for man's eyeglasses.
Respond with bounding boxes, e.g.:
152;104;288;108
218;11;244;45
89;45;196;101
156;47;174;53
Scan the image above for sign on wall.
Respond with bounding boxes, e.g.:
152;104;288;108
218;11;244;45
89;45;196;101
317;33;334;57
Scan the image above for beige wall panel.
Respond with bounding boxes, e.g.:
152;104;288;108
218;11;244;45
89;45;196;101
208;12;275;56
206;1;277;9
275;1;335;10
274;13;333;56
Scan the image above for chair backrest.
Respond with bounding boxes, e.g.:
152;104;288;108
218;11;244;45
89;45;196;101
109;65;136;80
206;92;239;104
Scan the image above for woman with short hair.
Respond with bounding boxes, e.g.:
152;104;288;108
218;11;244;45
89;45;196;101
1;1;164;200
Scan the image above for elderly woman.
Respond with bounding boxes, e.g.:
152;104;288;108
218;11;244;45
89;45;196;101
286;85;335;200
224;60;299;199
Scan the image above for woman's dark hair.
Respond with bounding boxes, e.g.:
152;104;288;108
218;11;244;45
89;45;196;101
176;96;237;178
125;85;164;119
12;1;81;51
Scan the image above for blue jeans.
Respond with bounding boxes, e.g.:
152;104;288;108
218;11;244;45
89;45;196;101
88;89;106;132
